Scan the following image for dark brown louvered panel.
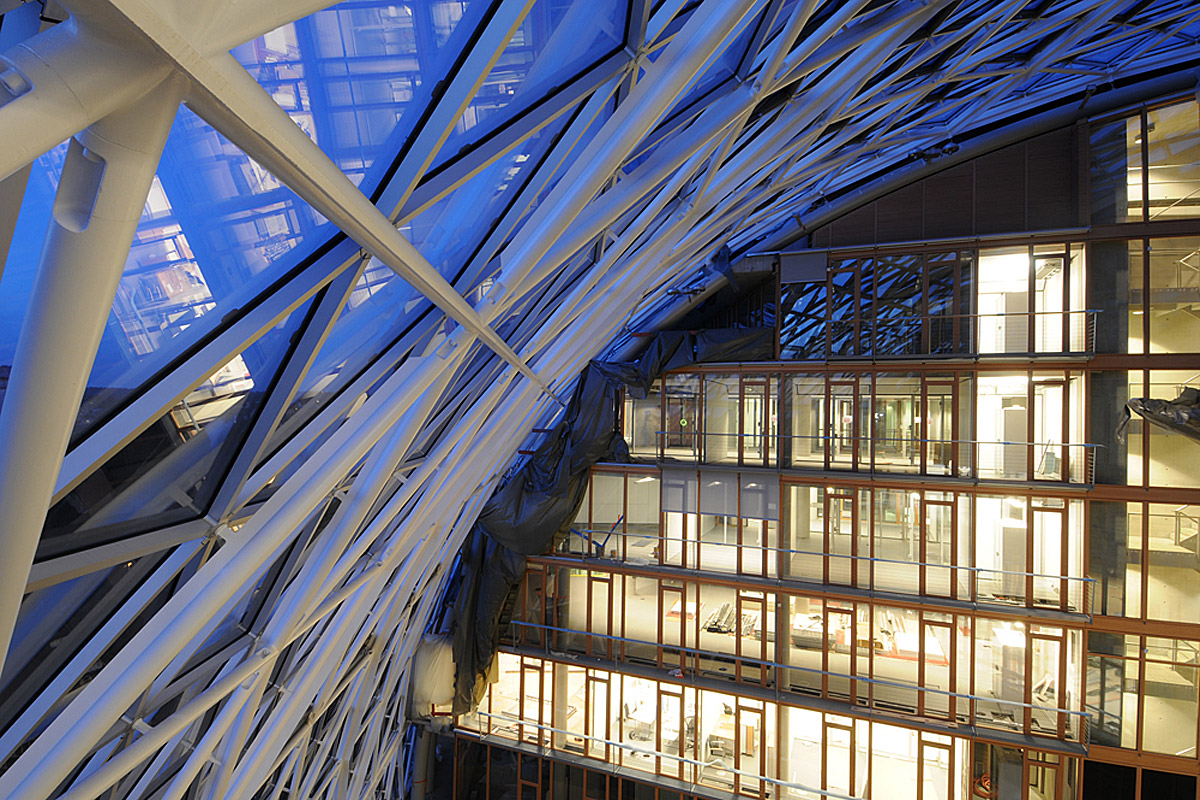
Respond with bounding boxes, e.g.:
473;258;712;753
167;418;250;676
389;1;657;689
875;182;925;243
1026;128;1078;229
828;203;876;247
975;146;1027;234
805;124;1079;247
923;162;973;238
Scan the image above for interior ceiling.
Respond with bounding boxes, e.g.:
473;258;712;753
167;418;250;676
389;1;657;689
0;0;1196;797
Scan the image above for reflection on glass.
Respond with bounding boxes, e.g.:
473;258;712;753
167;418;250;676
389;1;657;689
1146;99;1200;221
1142;637;1199;757
438;0;625;161
1147;370;1200;488
1148;236;1200;354
779;281;826;360
1145;503;1200;623
0;141;69;417
622;380;661;459
1089;114;1141;224
38;297;315;558
872;254;922;356
75;107;329;442
238;1;472;189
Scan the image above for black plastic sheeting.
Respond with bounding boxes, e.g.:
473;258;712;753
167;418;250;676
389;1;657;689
1118;386;1200;444
448;328;773;713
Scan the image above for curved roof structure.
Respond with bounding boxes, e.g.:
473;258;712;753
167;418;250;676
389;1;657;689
0;0;1197;797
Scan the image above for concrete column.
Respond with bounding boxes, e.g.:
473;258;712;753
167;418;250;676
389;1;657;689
0;79;182;677
411;727;434;800
552;662;569;749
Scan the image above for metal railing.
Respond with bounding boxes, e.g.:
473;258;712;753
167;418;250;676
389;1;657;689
501;621;1090;746
651;429;1099;483
558;527;1095;616
789;308;1101;359
465;710;868;800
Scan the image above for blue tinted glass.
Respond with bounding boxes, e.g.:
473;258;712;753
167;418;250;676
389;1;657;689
531;94;614;208
73;107;331;441
272;260;423;439
659;11;758;125
260;119;567;467
437;0;625;163
407;112;568;276
39;295;317;559
0;566;109;695
0;142;68;415
237;0;475;190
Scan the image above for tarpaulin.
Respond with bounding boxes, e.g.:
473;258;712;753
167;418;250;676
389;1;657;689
1117;386;1200;444
449;328;773;712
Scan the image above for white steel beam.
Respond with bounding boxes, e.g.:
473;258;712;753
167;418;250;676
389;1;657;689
66;0;556;399
0;81;183;679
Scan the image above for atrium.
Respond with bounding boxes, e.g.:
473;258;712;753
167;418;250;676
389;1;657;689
0;1;1198;799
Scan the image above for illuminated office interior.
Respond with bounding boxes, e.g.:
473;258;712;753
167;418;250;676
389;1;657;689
0;2;1197;800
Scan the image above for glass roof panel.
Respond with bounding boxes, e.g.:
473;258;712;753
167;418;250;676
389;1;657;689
436;0;626;165
236;0;476;189
38;294;317;560
268;260;425;446
70;106;331;443
409;111;569;276
0;141;68;417
258;112;572;476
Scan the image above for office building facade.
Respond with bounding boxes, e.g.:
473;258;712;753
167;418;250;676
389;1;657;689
453;91;1200;800
0;2;1197;800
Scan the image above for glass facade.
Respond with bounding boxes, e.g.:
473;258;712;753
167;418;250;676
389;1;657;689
2;4;1200;799
463;94;1200;800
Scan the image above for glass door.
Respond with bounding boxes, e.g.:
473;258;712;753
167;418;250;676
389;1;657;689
921;617;955;720
824;491;856;585
585;672;610;760
1030;627;1066;739
1033;378;1066;481
657;684;686;779
829;380;862;470
664;375;701;460
742;378;771;467
659;583;686;672
924;377;957;476
921;495;955;598
824;605;856;703
736;591;768;686
1032;501;1066;609
734;702;765;797
919;736;954;800
823;718;857;797
586;572;613;659
1033;248;1066;353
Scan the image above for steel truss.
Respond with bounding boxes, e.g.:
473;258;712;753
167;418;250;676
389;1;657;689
0;0;1195;797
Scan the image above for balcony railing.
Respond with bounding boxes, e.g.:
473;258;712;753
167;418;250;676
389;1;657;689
652;430;1098;483
791;308;1100;359
501;622;1091;746
559;527;1095;616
